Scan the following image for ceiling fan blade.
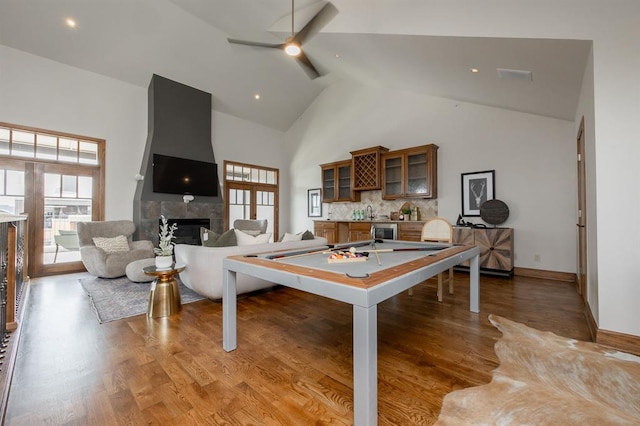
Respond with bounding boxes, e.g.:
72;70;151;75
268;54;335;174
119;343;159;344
295;50;321;80
227;38;284;49
293;2;338;46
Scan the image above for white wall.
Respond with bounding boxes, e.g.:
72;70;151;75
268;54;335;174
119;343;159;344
211;110;288;232
0;45;147;220
287;80;577;272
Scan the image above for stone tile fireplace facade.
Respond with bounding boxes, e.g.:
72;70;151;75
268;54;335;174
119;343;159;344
135;201;223;247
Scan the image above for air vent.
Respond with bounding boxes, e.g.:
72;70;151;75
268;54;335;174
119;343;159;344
497;68;533;81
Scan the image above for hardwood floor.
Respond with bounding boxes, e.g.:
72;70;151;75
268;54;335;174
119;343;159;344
5;272;590;425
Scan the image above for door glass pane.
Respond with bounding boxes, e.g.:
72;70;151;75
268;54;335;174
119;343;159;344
256;190;275;240
6;170;25;195
12;130;35;158
44;173;61;196
0;169;25;215
59;138;78;162
0;127;10;155
79;141;98;165
62;175;77;197
36;134;58;160
78;176;92;198
228;188;251;228
43;172;92;265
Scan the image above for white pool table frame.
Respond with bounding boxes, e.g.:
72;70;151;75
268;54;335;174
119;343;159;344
222;241;480;425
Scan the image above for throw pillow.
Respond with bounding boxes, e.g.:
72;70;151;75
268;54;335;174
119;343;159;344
214;228;238;247
92;235;130;253
200;227;220;247
301;230;315;240
235;229;272;245
201;227;237;247
280;232;303;242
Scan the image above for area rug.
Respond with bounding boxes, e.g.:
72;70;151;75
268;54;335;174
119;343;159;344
79;276;206;323
435;314;640;425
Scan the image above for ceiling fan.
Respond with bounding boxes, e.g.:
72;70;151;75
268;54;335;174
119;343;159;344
227;1;338;79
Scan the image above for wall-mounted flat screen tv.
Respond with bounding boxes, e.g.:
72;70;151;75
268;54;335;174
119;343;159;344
153;154;218;196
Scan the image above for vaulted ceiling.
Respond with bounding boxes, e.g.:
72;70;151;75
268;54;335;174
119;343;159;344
0;0;592;131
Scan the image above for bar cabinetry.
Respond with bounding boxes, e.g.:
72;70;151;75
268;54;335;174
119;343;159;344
314;221;338;244
398;221;424;241
348;222;372;242
350;146;389;191
320;160;360;203
381;144;438;199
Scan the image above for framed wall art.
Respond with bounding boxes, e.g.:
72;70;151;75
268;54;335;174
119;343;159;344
307;188;322;217
461;170;495;216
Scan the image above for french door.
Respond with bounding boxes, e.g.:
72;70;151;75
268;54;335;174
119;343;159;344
33;162;102;276
224;161;279;241
0;122;105;277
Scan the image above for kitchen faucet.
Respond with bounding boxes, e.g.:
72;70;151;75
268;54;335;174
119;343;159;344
366;205;374;220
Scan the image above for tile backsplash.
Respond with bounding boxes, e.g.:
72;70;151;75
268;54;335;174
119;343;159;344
324;190;437;221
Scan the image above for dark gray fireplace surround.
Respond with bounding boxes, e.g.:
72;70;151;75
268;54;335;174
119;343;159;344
133;74;223;245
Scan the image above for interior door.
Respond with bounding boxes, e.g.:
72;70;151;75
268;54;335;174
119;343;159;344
576;117;587;302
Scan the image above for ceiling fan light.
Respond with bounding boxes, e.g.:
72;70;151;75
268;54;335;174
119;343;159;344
284;42;301;56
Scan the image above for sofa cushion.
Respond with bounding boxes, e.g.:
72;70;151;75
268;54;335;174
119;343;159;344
92;235;130;253
301;230;315;240
235;229;271;245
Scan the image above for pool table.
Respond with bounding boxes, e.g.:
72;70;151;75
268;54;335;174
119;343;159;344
222;239;480;425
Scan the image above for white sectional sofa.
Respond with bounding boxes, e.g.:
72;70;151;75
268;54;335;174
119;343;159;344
174;237;328;299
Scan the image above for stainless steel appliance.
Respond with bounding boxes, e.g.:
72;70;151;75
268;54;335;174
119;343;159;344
371;223;398;240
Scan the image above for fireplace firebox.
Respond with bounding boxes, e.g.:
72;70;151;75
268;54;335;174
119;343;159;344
162;218;210;246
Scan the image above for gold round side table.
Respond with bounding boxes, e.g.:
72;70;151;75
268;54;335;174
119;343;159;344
143;263;186;318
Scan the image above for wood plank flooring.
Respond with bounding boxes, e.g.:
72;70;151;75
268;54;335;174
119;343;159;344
5;272;590;425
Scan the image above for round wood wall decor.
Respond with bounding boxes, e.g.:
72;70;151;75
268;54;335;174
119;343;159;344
480;199;509;225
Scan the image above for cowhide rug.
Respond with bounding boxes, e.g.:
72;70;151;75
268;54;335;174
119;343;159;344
435;314;640;425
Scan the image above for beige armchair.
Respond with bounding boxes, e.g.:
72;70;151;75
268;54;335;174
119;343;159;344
77;220;154;278
233;219;268;236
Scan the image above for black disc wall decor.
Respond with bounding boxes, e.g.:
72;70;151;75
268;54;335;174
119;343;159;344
480;199;509;225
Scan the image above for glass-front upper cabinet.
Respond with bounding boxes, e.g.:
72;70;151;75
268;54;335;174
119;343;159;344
320;160;360;203
382;144;438;199
381;154;403;198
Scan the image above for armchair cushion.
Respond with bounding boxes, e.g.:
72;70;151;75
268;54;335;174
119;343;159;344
92;235;130;253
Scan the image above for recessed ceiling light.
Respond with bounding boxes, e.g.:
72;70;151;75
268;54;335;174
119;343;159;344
65;17;77;29
470;68;480;73
254;94;260;100
335;54;341;59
